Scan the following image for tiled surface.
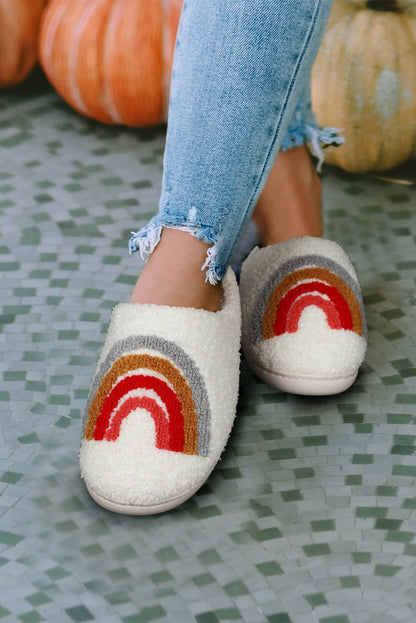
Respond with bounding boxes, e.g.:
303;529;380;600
1;70;416;623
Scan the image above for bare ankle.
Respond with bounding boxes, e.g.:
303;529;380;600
253;145;323;246
130;228;221;312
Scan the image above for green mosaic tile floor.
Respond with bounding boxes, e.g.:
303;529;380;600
1;70;416;623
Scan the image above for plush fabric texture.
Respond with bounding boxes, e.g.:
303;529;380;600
240;237;367;378
79;268;241;509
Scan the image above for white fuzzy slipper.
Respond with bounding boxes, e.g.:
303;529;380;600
79;268;241;515
240;237;367;396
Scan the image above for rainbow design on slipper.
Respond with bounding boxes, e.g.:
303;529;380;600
251;255;367;343
83;336;211;456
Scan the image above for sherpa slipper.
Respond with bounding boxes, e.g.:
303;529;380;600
79;268;241;515
240;236;367;395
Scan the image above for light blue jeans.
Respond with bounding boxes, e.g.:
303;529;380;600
130;0;341;283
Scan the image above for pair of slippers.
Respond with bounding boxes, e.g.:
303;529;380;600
79;236;367;515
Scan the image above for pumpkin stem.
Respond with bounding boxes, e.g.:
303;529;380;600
365;0;400;11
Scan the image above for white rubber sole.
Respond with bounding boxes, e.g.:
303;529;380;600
85;480;207;516
245;354;358;396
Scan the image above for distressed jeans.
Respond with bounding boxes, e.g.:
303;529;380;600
130;0;339;283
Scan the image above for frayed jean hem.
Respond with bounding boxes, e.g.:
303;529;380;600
129;216;224;285
281;123;344;172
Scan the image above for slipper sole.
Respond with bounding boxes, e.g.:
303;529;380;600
86;479;207;515
245;353;358;396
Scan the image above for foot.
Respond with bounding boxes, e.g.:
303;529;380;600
130;228;221;312
242;146;367;396
80;269;241;514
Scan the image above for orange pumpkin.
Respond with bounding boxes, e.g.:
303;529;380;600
39;0;183;127
0;0;46;87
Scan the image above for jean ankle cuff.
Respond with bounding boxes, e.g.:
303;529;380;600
129;215;224;285
281;123;344;172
